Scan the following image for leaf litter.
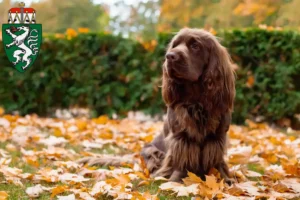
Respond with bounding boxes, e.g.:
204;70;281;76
0;113;299;199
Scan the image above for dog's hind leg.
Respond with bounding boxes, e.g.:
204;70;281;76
153;150;173;178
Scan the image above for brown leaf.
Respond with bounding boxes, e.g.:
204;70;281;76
273;182;294;193
227;185;249;196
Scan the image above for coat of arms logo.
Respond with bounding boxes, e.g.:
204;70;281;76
2;2;42;72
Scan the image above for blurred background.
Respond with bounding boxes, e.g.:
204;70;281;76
0;0;299;128
1;0;300;38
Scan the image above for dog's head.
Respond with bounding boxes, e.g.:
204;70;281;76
162;28;235;111
164;28;210;82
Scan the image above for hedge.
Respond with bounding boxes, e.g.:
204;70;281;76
0;28;299;124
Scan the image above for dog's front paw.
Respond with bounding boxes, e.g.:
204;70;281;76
224;177;235;186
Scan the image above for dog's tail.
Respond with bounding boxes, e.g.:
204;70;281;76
77;154;137;167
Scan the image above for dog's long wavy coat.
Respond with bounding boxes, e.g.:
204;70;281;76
141;28;235;183
78;28;235;184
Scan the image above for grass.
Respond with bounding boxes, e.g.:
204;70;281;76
247;163;265;175
0;140;185;200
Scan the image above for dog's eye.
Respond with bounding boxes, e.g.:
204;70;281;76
190;43;200;50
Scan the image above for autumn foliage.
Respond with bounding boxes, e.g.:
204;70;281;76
0;111;299;199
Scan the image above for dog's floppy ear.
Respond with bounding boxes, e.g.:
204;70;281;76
203;36;235;112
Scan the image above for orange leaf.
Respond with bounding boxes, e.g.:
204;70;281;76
51;185;69;198
0;191;8;200
182;171;202;186
93;115;109;124
106;174;130;186
99;131;113;139
141;134;153;143
246;75;255;88
0;107;5;115
76;120;87;131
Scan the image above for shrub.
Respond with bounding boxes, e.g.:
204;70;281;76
0;28;299;124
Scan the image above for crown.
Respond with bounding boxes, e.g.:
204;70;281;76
19;2;25;8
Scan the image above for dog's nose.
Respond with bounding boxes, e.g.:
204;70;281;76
166;52;179;62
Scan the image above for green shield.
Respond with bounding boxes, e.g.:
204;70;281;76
2;24;42;73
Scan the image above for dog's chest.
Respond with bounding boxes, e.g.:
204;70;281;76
167;104;210;142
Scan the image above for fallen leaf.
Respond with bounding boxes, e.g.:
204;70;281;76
227;185;249;196
182;171;202;185
159;182;198;196
26;184;45;198
0;191;8;200
273;182;294;193
51;185;69;198
57;194;76;200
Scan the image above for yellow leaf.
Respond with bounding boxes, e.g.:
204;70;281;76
26;157;39;168
93;115;109;124
205;175;223;191
99;131;113;139
135;171;148;180
53;128;63;137
141;134;153;143
51;185;69;198
0;191;8;200
0;107;5;115
106;174;130;186
182;171;202;186
76;120;87;131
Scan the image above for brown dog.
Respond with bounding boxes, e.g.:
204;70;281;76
78;28;235;184
141;28;235;184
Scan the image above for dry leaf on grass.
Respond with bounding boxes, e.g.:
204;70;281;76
1;115;300;199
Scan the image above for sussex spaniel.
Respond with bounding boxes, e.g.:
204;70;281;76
141;28;235;184
78;28;235;184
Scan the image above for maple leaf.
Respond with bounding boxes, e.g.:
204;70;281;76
159;182;199;197
182;171;202;186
